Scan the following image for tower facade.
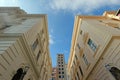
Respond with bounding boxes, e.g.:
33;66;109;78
0;7;52;80
57;54;67;80
67;9;120;80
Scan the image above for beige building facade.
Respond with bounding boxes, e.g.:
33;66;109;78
0;7;52;80
67;9;120;80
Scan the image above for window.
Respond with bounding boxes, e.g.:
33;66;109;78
32;39;38;51
80;30;83;35
73;61;75;65
79;66;83;76
77;43;80;50
12;68;23;80
87;38;97;52
52;74;54;76
109;67;120;80
62;75;64;78
105;65;120;80
59;72;61;74
75;55;78;60
82;54;89;65
36;50;41;61
62;68;64;70
62;72;64;74
59;76;61;78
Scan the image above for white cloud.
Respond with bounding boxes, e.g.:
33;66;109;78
0;0;19;6
49;0;120;13
49;34;55;45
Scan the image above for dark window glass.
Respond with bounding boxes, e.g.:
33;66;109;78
77;43;80;49
82;54;89;65
79;66;83;76
59;76;61;78
59;72;61;74
75;55;78;60
109;67;120;80
80;30;83;35
32;39;38;51
36;50;41;61
12;68;23;80
88;38;97;52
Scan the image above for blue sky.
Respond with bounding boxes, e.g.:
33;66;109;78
0;0;120;67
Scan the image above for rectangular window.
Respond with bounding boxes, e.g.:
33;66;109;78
79;66;83;76
80;30;83;35
32;39;38;51
36;50;41;61
73;61;75;65
75;55;78;60
77;43;80;50
87;38;97;52
82;54;89;65
59;76;61;78
59;72;61;74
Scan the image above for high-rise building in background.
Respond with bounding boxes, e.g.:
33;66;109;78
0;7;52;80
67;9;120;80
51;67;58;80
57;54;67;80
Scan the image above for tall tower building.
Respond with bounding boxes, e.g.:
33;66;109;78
57;54;67;80
0;7;52;80
67;9;120;80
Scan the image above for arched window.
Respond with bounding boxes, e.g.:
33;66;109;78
109;67;120;80
12;68;23;80
12;66;29;80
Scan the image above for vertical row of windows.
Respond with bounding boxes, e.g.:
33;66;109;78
82;54;89;65
87;38;97;52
